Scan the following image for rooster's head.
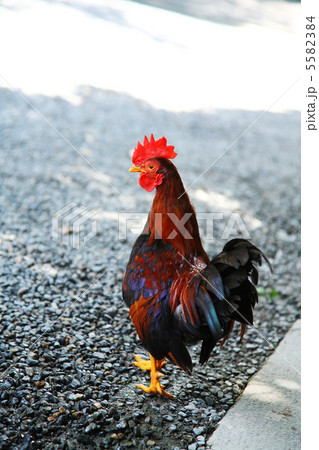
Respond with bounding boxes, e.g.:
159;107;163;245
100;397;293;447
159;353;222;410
129;134;177;192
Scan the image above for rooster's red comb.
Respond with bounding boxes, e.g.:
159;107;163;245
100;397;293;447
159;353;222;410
132;134;177;165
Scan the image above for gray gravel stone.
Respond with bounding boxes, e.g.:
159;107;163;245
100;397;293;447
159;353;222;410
193;427;205;436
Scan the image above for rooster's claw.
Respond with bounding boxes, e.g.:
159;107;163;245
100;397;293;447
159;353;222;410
137;381;175;399
133;354;174;399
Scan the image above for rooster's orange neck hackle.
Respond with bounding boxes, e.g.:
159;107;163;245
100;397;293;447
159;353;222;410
131;134;208;261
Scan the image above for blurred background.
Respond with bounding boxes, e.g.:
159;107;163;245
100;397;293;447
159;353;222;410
0;0;300;245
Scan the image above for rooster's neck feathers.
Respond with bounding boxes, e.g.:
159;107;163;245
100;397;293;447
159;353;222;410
146;160;209;262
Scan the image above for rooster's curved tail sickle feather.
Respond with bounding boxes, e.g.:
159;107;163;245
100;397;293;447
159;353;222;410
194;238;272;364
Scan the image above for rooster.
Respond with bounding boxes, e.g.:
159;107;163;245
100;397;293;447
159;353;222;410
122;135;271;398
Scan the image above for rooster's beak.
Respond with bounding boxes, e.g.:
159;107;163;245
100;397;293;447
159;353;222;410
129;165;144;173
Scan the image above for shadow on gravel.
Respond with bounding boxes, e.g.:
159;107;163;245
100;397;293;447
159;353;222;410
0;84;300;449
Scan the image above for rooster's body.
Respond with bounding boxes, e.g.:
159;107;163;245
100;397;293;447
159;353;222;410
123;136;271;398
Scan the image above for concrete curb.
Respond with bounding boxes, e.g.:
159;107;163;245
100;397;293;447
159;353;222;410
207;320;301;449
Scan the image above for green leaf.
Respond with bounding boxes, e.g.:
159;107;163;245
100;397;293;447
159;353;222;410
269;288;280;298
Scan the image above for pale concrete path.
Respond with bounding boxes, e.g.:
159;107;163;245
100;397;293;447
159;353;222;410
207;320;301;450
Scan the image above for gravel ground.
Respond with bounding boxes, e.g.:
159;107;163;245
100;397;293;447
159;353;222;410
0;1;300;449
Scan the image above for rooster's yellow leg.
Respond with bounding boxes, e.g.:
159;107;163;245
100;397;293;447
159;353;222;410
135;354;174;399
133;354;166;371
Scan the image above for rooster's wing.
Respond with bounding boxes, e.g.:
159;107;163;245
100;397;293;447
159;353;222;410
122;234;193;373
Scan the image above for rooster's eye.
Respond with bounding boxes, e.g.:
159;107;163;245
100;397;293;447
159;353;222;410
148;165;154;171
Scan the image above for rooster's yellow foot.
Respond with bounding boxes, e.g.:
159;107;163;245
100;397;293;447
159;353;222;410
137;371;174;399
134;354;174;399
137;382;174;399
